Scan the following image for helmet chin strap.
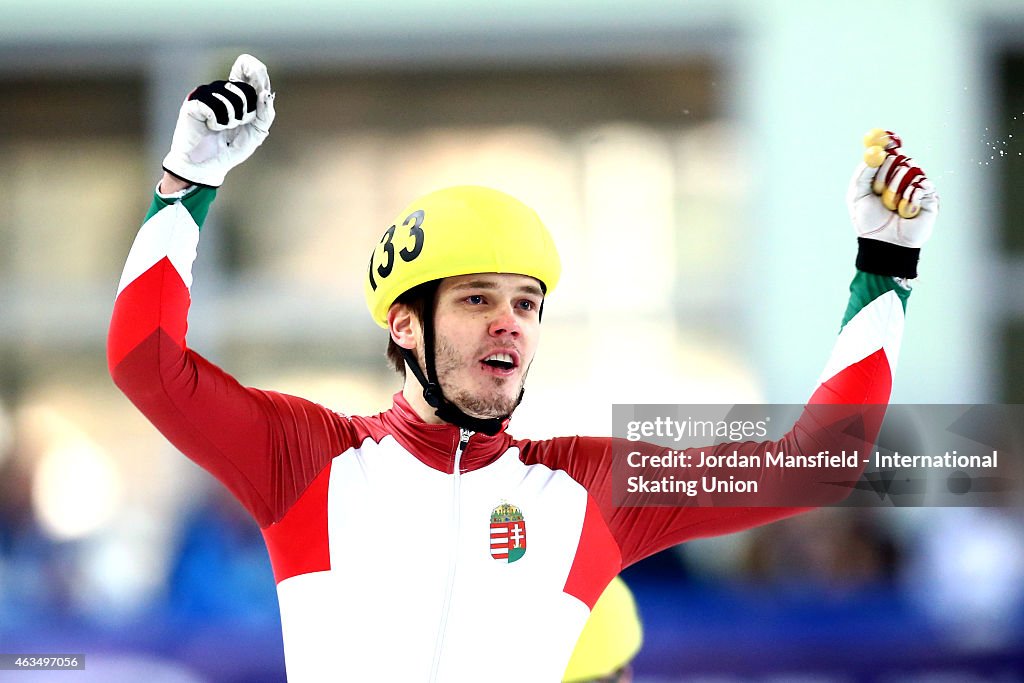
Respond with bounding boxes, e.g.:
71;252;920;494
399;285;522;437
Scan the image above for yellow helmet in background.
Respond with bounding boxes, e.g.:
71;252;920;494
364;185;561;328
563;577;644;683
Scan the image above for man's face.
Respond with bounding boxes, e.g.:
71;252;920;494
420;273;544;419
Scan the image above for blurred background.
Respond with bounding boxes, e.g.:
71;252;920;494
1;0;1023;680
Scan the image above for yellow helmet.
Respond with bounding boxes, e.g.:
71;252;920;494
563;577;644;682
364;185;561;328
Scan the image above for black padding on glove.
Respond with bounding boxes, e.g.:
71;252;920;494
856;237;920;279
233;81;258;113
188;80;258;125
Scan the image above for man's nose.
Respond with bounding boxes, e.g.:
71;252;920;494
488;304;521;338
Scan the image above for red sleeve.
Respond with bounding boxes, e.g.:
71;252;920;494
519;435;808;570
519;271;909;568
108;188;358;528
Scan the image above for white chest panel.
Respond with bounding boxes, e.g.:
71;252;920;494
275;436;593;682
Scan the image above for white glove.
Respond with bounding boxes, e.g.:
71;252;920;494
846;131;939;249
162;54;276;187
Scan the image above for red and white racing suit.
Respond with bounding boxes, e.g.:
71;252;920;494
108;186;909;681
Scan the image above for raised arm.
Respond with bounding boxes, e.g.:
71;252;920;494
521;130;940;568
108;56;352;528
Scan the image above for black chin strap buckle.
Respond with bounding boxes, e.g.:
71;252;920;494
422;383;443;409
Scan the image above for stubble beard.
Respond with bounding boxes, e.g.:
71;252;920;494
429;334;527;419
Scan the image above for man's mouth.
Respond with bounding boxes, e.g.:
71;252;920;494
479;351;519;375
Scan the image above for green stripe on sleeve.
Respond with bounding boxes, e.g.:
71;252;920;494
143;186;218;228
840;271;911;329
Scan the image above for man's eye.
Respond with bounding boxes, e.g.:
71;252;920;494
466;295;484;304
518;300;536;311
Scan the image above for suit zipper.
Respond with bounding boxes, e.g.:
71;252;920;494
428;428;472;681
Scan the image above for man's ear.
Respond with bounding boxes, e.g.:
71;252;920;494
387;304;419;351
